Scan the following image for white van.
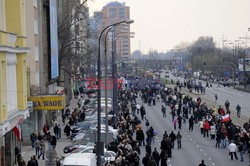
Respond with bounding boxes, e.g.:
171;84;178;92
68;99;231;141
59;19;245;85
63;153;96;166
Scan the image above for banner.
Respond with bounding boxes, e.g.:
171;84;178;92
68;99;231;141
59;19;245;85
28;95;65;110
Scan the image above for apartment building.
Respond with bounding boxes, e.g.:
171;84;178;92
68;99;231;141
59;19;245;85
0;0;30;165
100;1;131;60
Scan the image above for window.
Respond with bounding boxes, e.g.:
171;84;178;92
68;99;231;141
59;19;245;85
35;72;39;85
119;8;125;19
123;48;128;52
123;52;129;55
34;47;39;61
109;8;117;19
123;40;128;44
34;20;38;35
33;0;37;8
123;44;129;47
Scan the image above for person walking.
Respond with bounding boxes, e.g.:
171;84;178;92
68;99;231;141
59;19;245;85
225;100;230;112
177;115;182;130
214;94;218;103
169;131;176;149
140;105;146;121
189;115;194;131
203;120;210;137
33;139;40;157
152;148;160;166
236;104;241;118
228;141;238;160
38;140;45;160
148;156;157;166
176;131;182;149
160;150;168;166
51;134;57;150
145;143;152;155
54;124;60;139
64;124;71;139
210;123;216;140
198;160;206;166
237;141;244;161
142;153;150;166
136;128;145;146
162;105;166;118
30;132;37;149
17;156;26;166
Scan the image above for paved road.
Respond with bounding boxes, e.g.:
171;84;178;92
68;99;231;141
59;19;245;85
163;71;250;120
135;98;248;166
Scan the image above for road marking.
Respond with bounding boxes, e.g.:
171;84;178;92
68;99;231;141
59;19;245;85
168;159;171;162
204;153;207;156
211;163;215;165
208;158;211;160
196;145;199;148
200;149;203;152
190;138;193;141
187;135;190;137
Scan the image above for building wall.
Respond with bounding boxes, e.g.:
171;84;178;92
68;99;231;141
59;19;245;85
26;0;40;87
101;2;131;60
6;53;17;113
0;0;30;165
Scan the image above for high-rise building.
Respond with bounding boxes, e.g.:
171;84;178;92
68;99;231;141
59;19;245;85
100;1;131;60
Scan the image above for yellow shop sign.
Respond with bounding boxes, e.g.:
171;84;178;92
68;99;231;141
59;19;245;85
28;95;65;110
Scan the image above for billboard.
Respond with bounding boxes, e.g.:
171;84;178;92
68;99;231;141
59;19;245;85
28;95;65;110
50;0;59;79
238;58;250;72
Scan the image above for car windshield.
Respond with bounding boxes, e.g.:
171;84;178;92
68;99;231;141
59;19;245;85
72;148;85;153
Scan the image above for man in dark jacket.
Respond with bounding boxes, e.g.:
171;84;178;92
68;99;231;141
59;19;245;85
142;153;150;166
169;131;176;149
136;128;145;146
51;134;57;150
189;115;195;131
198;160;206;166
152;148;160;166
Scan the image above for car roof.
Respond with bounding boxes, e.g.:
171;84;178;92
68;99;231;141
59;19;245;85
63;153;95;165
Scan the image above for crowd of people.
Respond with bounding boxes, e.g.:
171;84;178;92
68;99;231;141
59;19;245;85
21;75;249;166
164;79;250;162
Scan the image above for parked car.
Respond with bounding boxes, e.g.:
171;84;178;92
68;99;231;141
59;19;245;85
63;153;96;166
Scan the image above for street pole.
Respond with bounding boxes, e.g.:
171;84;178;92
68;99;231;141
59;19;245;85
111;30;118;128
243;49;247;89
104;27;113;146
97;20;133;166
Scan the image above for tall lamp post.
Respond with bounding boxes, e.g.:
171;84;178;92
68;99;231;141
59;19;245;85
112;33;134;123
103;27;133;146
97;19;134;166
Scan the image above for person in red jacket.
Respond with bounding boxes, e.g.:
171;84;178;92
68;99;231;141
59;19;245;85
203;120;210;137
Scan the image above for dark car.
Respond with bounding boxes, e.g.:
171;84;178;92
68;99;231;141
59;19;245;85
85;89;97;95
63;145;78;153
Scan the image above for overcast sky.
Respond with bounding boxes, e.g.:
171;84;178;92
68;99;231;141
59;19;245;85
87;0;250;53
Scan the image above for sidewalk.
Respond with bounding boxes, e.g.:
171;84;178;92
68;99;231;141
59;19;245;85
21;98;79;165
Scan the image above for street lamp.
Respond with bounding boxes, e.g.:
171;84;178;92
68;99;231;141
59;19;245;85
103;27;132;146
97;19;134;166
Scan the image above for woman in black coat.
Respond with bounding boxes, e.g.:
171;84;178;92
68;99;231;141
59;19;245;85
64;124;71;138
160;150;168;166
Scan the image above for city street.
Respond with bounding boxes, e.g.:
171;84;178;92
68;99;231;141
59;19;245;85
165;71;250;122
136;98;249;166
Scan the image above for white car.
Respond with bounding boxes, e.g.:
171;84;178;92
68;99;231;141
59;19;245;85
73;147;116;162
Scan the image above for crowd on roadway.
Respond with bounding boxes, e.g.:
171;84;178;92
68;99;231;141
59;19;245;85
165;79;250;162
21;75;249;166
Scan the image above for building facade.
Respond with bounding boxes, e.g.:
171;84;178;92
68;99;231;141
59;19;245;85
0;0;30;165
100;2;131;61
